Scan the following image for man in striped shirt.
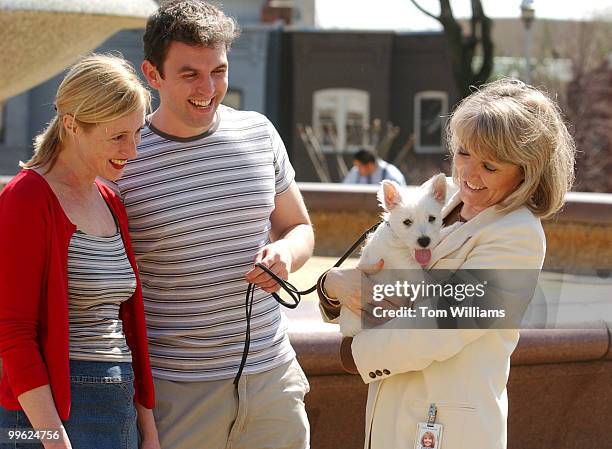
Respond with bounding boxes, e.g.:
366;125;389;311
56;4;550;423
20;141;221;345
116;2;314;448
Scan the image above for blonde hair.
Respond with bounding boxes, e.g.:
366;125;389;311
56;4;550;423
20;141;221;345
21;54;151;172
447;78;576;219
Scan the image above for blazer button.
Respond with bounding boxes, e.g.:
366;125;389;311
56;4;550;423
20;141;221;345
369;372;377;379
383;369;391;375
375;370;383;377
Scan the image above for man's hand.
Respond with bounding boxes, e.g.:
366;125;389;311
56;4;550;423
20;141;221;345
245;240;293;293
245;181;312;294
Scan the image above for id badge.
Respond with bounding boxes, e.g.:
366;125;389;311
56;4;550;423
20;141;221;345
414;422;443;449
414;403;443;449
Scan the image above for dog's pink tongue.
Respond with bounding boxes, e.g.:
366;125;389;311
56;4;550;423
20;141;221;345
415;249;432;266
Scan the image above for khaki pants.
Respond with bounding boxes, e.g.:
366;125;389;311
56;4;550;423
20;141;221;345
153;358;310;449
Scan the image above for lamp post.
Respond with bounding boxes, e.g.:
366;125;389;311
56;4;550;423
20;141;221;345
520;0;535;84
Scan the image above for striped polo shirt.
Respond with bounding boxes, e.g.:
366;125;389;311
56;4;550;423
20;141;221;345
116;106;296;381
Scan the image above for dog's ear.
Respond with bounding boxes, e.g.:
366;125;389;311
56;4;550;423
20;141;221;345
379;180;403;211
429;173;447;205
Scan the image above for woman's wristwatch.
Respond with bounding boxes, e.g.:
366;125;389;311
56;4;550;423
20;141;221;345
317;270;341;317
319;271;338;302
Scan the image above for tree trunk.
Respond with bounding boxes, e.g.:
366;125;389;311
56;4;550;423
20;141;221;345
409;0;495;98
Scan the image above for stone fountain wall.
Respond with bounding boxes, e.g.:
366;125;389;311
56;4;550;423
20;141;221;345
299;183;612;274
1;177;610;273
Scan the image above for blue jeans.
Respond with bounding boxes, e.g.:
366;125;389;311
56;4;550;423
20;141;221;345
0;360;137;449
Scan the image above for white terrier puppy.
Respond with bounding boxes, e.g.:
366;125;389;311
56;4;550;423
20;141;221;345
339;173;453;336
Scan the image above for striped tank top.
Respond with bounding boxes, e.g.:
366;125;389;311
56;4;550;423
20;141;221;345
67;230;136;362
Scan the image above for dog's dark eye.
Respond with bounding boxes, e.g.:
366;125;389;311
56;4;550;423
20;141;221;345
428;215;436;223
403;219;413;226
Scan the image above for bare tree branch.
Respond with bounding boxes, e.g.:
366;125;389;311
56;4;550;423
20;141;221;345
408;0;439;21
472;0;494;84
410;0;494;98
469;0;477;39
438;0;454;20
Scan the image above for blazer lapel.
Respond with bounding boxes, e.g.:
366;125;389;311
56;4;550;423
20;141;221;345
429;191;503;266
440;190;462;220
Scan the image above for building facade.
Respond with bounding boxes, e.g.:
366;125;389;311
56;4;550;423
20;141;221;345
0;25;457;183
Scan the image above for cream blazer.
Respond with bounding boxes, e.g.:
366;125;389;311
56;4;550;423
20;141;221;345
347;186;546;449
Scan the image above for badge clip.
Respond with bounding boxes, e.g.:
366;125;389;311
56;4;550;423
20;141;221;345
415;404;443;449
427;403;437;425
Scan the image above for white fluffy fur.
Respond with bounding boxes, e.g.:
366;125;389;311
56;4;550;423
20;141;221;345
339;173;457;336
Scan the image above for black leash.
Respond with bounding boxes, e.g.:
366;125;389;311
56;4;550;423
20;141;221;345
233;220;383;385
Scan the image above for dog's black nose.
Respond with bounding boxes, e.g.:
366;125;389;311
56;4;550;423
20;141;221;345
417;236;431;248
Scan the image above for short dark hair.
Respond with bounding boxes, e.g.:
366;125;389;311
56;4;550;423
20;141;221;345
353;148;377;165
143;0;240;77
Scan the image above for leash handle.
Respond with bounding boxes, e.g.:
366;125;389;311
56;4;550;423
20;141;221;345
233;220;383;385
260;265;314;308
258;219;382;305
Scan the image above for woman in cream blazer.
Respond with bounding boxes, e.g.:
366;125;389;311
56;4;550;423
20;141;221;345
318;79;576;449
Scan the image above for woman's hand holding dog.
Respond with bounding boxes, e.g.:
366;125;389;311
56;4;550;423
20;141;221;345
325;259;402;325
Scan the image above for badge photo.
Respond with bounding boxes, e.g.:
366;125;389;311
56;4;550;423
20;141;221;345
415;422;443;449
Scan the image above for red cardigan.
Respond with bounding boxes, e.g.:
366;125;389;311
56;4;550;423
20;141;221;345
0;170;155;420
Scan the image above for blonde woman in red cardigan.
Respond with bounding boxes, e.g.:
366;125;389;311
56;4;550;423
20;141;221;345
0;55;158;449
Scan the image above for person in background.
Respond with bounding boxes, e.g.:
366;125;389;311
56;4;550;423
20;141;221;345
0;55;158;449
342;148;406;185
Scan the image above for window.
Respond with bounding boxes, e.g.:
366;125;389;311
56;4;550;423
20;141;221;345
313;89;369;152
222;89;243;110
414;91;448;153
